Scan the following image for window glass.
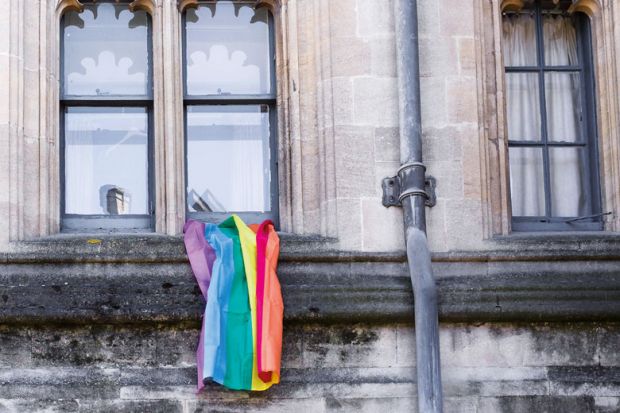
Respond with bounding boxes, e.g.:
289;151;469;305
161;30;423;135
63;3;149;97
505;72;542;141
185;1;272;95
502;1;599;228
183;1;278;223
509;147;546;217
64;107;149;215
503;14;538;66
186;105;271;213
545;72;583;143
549;147;589;217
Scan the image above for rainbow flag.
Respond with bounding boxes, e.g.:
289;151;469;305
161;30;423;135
183;215;283;392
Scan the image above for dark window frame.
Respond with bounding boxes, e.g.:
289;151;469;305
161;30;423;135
59;1;155;232
503;1;603;232
181;2;280;227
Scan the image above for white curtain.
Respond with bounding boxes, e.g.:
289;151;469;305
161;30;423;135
504;14;586;218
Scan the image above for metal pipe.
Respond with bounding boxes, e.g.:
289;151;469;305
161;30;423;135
394;1;444;412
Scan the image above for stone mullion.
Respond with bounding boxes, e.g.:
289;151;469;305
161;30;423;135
317;0;337;238
275;1;294;233
160;0;185;235
285;0;304;234
585;0;620;232
8;0;25;242
22;0;42;238
601;0;620;231
0;3;10;246
296;0;320;235
47;0;61;236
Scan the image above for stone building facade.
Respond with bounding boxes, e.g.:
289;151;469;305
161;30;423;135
1;0;619;412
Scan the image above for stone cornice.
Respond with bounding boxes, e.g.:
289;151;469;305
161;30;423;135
4;232;620;263
0;244;619;326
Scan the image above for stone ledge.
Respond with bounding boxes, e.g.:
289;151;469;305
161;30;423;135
3;232;620;264
1;366;618;398
0;257;618;325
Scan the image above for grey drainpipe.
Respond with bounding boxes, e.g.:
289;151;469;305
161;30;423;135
385;0;444;411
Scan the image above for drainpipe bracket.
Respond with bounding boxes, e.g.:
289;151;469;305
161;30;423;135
381;175;437;208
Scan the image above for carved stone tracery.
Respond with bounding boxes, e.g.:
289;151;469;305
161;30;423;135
57;0;156;16
500;0;524;12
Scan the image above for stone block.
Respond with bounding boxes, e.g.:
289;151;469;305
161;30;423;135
594;397;620;413
119;367;195;387
328;0;358;38
353;77;398;127
395;325;416;367
187;398;326;413
425;200;448;252
0;326;32;368
334;126;376;198
0;55;10;124
268;382;415;400
444;397;478;413
0;6;9;55
330;36;371;78
439;325;530;368
418;0;441;37
598;325;620;367
476;396;596;413
420;76;447;128
302;325;398;368
77;400;183;413
443;198;485;251
330;78;354;126
370;36;397;77
521;324;600;367
426;160;464;200
361;198;404;251
439;0;475;37
23;70;44;140
30;326;160;368
22;6;40;72
281;326;304;369
460;126;483;199
548;366;620;397
119;385;248;401
374;160;400;197
374;127;400;162
419;36;459;78
356;0;394;37
325;397;416;413
446;77;478;125
0;399;80;413
444;374;549;397
336;198;363;250
457;37;477;76
422;126;465;162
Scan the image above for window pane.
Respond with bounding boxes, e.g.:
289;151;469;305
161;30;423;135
185;1;272;95
543;15;578;67
63;3;149;97
549;147;589;217
545;72;583;143
187;105;271;213
65;107;149;215
506;73;541;141
502;14;537;67
509;147;545;217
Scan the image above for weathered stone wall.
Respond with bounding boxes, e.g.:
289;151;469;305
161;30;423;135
1;0;619;250
1;1;619;412
0;238;618;412
1;323;619;412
